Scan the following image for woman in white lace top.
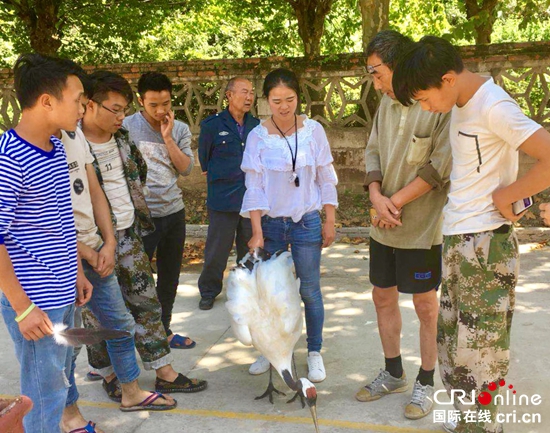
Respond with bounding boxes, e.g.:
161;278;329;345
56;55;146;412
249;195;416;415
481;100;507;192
240;68;338;383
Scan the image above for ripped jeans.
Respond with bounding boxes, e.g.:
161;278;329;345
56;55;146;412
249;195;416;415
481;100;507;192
1;295;75;433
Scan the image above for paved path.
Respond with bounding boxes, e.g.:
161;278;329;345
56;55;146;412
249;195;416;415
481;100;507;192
1;233;549;432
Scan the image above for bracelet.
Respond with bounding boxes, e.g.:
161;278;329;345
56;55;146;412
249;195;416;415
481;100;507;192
15;303;36;323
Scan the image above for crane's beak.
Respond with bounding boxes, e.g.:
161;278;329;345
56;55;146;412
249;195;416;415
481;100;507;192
308;402;319;433
305;389;319;433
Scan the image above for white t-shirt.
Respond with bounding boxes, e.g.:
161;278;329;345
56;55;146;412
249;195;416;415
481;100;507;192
443;78;541;235
89;136;135;231
62;129;103;250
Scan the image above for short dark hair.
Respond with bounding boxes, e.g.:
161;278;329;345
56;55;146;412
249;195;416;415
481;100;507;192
393;35;464;106
366;30;413;71
87;70;134;104
225;77;250;93
137;72;173;96
263;68;300;100
13;53;84;110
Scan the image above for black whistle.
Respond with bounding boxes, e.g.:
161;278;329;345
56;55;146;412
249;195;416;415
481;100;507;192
294;176;300;187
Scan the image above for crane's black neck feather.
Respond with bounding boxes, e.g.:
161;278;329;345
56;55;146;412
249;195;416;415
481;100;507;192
282;369;299;391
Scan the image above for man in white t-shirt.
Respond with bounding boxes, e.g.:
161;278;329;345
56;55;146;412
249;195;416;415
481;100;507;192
62;127;176;415
393;37;550;433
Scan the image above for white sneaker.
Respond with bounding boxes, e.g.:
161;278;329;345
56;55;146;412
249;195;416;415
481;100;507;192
307;351;326;383
249;355;270;375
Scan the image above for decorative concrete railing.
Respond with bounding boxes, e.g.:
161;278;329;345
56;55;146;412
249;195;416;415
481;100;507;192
1;42;548;190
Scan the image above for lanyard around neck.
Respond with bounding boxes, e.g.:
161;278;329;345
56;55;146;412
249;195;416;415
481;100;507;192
271;115;299;187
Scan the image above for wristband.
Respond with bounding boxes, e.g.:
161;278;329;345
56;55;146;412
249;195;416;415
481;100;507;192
15;303;36;323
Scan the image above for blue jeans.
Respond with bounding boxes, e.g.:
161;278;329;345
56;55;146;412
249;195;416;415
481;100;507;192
262;211;324;352
66;262;140;406
1;295;75;433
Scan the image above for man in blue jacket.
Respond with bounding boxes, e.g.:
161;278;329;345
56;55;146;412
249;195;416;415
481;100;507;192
198;77;259;310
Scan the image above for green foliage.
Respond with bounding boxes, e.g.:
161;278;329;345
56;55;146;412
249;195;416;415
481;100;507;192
1;0;549;68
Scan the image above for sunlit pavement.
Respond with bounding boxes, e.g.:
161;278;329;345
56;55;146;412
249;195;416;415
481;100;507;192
1;228;549;433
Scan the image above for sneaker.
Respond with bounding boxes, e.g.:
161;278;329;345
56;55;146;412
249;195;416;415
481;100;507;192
307;351;326;383
249;355;270;375
442;419;457;432
355;369;408;402
404;381;434;419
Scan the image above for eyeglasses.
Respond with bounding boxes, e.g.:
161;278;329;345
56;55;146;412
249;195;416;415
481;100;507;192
92;100;131;117
367;63;383;74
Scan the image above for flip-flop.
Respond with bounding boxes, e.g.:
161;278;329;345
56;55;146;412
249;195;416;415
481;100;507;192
119;392;177;412
68;421;97;433
169;334;196;349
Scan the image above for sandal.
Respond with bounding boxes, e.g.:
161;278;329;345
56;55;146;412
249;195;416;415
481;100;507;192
155;373;208;393
68;421;97;433
169;334;196;349
102;378;122;403
119;392;177;412
86;371;102;382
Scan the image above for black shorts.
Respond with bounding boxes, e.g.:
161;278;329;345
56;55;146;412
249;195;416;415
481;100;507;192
369;237;442;294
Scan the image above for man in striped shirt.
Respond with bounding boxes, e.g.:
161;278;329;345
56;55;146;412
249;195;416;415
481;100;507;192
0;54;92;432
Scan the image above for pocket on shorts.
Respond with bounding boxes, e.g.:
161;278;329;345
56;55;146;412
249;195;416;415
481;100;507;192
406;135;432;166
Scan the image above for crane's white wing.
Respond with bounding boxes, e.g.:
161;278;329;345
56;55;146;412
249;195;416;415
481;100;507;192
225;256;260;346
252;251;302;377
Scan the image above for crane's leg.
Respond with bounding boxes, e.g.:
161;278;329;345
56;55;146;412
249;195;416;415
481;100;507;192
287;354;306;408
255;364;286;404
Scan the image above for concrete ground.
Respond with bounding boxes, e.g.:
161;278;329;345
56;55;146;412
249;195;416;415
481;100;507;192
1;229;549;433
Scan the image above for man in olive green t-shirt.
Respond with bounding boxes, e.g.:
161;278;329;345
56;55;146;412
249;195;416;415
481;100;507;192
354;30;452;422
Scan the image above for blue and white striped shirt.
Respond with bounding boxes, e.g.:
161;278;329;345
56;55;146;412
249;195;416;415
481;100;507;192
0;129;77;310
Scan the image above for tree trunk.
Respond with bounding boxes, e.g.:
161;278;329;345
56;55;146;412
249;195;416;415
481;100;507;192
287;0;334;58
286;0;334;119
463;0;499;44
6;0;63;56
359;0;389;53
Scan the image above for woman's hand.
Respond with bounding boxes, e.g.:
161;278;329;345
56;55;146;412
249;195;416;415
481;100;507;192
540;203;550;226
248;233;264;251
322;220;335;248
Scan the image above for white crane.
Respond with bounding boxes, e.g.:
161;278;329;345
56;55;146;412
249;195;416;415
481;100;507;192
226;249;319;432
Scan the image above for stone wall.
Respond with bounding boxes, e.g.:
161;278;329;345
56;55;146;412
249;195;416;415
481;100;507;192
1;41;549;192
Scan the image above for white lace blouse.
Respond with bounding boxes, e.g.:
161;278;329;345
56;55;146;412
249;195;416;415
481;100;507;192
240;116;339;222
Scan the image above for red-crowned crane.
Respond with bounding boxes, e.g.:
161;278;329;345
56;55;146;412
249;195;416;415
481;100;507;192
226;249;319;432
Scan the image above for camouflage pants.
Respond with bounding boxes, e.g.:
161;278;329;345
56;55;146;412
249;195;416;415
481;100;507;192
83;224;173;371
438;227;518;433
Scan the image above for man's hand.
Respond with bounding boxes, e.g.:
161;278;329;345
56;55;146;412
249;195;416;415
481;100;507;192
370;192;402;226
160;110;175;142
493;189;526;222
94;241;116;278
540;203;550;226
378;220;398;229
18;305;54;341
76;269;93;307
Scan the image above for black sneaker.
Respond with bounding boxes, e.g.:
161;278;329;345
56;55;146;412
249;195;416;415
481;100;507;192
199;297;214;310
